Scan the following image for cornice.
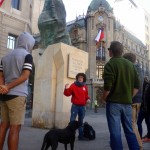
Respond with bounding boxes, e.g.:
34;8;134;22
0;8;30;24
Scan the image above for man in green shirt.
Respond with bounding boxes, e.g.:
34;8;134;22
102;41;140;150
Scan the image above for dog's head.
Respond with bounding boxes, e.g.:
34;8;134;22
84;122;88;125
67;121;79;131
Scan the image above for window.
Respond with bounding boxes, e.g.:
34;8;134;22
136;59;139;65
146;63;148;71
146;34;149;41
12;0;20;10
29;4;32;21
126;39;128;45
142;61;144;71
73;29;78;39
92;18;94;30
108;19;110;31
135;45;137;52
7;34;17;49
145;15;148;22
145;25;149;32
122;33;124;41
96;64;104;79
96;42;106;61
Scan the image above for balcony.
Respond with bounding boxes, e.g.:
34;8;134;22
96;56;106;61
92;78;104;85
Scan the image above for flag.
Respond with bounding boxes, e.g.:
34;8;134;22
0;0;4;7
95;28;104;45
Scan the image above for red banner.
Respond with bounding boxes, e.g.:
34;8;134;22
0;0;4;7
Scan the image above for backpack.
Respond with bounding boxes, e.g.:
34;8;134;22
142;78;150;114
83;122;95;140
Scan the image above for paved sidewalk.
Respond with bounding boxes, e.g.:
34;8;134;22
3;108;150;150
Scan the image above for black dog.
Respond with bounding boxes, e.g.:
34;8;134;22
41;121;79;150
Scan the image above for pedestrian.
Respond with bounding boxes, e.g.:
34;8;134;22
102;41;140;150
123;52;143;150
137;76;150;142
0;32;35;150
64;73;90;140
94;99;99;113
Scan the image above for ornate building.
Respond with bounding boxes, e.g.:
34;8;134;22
145;10;150;56
1;0;148;102
114;0;150;64
67;0;149;100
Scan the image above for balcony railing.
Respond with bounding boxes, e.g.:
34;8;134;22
92;78;104;85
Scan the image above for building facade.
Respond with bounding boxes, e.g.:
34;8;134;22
0;0;34;59
67;0;149;101
113;0;150;72
145;10;150;54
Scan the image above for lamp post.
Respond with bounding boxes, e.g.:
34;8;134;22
89;78;94;109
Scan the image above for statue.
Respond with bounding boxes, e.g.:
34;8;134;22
38;0;71;48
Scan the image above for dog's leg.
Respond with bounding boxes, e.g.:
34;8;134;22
64;144;67;150
41;140;45;150
70;141;74;150
41;134;48;150
51;142;58;150
45;143;51;150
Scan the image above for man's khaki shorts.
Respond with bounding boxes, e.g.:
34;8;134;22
0;96;26;125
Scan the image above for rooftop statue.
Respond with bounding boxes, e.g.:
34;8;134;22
38;0;71;48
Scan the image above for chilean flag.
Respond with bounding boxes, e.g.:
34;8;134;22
95;28;104;45
0;0;4;7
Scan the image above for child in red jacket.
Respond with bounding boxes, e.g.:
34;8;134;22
64;73;90;140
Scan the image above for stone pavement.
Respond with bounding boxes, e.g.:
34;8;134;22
3;108;150;150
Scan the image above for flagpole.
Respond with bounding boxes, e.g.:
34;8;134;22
100;41;102;60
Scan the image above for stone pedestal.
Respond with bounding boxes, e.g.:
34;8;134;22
32;43;88;129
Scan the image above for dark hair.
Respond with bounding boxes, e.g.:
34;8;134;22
76;73;86;82
123;53;136;63
108;41;123;57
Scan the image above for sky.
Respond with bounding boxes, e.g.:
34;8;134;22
62;0;91;22
62;0;150;22
62;0;150;43
138;0;150;13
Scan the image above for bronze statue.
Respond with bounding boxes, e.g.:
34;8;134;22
38;0;71;48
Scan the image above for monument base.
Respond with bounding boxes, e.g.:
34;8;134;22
32;43;88;128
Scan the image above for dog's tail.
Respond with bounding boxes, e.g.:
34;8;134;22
41;133;48;150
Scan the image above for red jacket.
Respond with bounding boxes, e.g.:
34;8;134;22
64;83;90;106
